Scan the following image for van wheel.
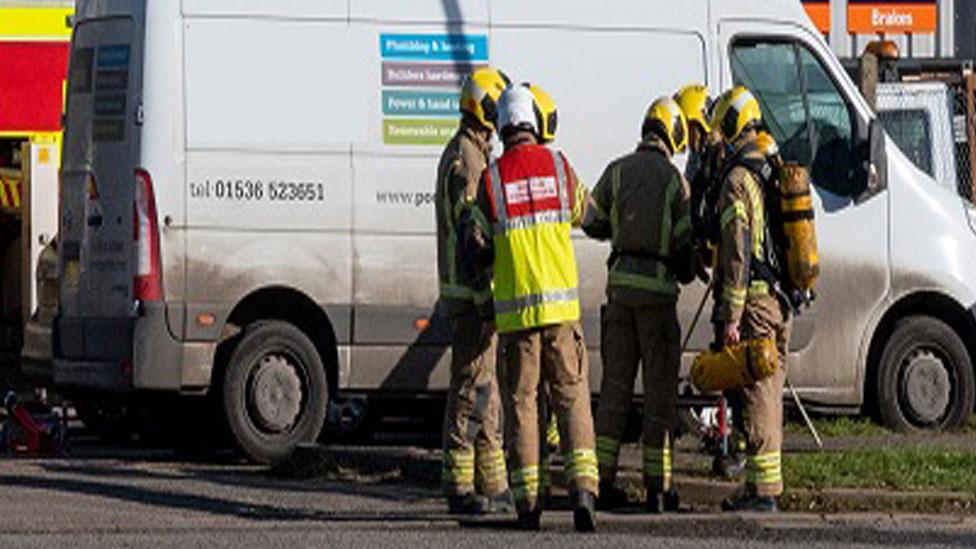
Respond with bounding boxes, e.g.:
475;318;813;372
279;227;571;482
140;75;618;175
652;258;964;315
876;316;975;432
222;320;328;463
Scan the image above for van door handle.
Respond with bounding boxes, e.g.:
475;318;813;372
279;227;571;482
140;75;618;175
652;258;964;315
86;214;103;227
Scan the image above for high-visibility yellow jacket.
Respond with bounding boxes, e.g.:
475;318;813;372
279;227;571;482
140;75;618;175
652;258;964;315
468;141;587;333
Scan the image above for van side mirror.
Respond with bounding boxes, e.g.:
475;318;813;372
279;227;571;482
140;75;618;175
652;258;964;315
856;118;887;203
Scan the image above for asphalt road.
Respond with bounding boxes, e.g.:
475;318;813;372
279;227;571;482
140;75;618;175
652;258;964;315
2;442;976;548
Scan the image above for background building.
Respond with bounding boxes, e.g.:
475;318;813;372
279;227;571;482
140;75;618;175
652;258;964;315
801;0;972;59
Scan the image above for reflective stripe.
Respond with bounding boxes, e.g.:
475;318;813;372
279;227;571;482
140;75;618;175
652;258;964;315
721;201;748;229
723;285;747;308
742;172;765;259
491;151;572;234
746;451;782;486
440;283;492;304
443;449;476;487
493;209;572;233
439;158;469;301
608;270;678;295
596;436;621;469
440;283;473;300
673;214;692;240
660;175;680;256
748;280;769;298
586;196;608;222
551;149;570;215
510;465;541;502
563;448;599;482
475;448;508;487
469;202;493;236
546;415;561;449
572;177;588;224
731;91;754;113
494;287;579;315
642;445;673;479
610;163;622;237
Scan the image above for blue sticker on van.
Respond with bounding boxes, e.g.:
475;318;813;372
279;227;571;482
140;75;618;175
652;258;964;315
380;33;487;62
96;44;130;68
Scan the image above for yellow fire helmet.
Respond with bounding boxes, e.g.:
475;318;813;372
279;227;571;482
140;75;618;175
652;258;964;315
674;83;712;134
642;96;688;155
521;82;558;143
710;86;763;143
459;67;511;131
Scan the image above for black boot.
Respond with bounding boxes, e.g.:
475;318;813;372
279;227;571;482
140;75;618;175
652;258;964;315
573;490;597;532
447;493;489;515
596;481;630;511
516;509;541;531
646;490;681;514
721;491;779;513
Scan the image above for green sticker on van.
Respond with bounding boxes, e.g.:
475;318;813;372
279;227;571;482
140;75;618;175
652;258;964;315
383;118;458;145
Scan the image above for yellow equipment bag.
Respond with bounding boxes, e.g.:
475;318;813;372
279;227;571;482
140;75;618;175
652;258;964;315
691;338;779;393
779;164;819;292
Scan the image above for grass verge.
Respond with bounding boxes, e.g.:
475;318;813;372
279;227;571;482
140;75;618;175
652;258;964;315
785;446;976;492
785;415;976;438
785;416;889;438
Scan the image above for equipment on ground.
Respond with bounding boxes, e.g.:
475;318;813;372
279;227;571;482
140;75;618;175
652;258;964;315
459;67;511;131
787;377;823;449
691;337;779;393
0;390;66;456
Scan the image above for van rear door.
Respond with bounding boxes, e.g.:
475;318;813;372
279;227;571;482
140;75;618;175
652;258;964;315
58;9;145;362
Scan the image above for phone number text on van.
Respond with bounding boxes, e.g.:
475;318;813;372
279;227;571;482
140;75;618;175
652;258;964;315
189;179;326;203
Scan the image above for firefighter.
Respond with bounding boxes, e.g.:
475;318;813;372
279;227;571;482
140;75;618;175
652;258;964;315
462;84;599;532
581;97;695;513
709;86;792;512
435;66;512;515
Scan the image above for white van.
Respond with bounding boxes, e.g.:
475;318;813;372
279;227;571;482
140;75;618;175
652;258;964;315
56;0;976;462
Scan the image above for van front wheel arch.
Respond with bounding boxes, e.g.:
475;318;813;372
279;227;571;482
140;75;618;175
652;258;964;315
876;315;975;432
222;320;328;463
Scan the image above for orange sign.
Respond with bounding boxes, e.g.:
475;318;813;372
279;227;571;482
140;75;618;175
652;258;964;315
847;2;937;34
802;1;831;33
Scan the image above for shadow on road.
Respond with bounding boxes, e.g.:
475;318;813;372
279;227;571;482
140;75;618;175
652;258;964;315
3;465;976;546
35;459;439;503
0;471;449;524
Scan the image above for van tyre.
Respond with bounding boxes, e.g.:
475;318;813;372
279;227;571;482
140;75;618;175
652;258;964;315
222;320;328;464
876;316;975;432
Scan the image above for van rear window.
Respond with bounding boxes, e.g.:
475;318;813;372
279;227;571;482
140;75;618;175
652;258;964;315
878;109;933;177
